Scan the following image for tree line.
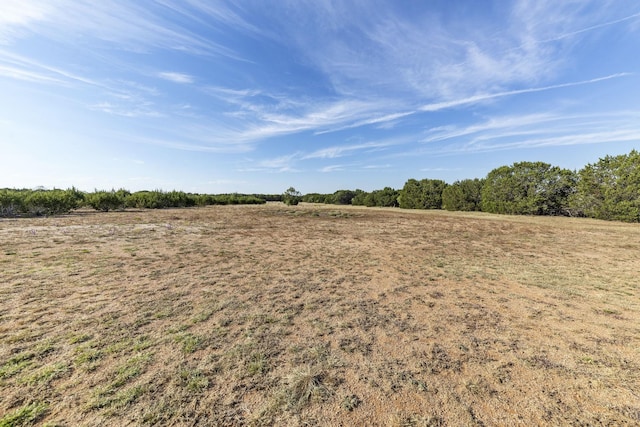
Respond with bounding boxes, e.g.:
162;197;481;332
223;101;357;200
294;149;640;222
0;188;268;217
2;150;638;222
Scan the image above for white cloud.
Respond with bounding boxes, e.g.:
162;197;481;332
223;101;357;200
0;0;244;58
362;164;392;170
0;64;63;83
303;140;398;160
419;73;631;112
419;110;640;155
89;101;163;118
257;154;300;172
319;165;344;173
157;72;194;84
0;0;52;43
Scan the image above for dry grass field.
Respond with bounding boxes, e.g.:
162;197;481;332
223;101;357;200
1;203;639;426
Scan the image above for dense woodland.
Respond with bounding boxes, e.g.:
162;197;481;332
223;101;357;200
1;149;639;222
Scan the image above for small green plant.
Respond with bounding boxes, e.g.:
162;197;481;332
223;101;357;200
179;368;209;392
191;309;214;324
20;363;68;385
341;394;361;411
0;402;48;427
112;353;153;388
247;352;269;376
0;352;35;379
174;333;202;353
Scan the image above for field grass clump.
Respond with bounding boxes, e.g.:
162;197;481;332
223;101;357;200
0;402;48;427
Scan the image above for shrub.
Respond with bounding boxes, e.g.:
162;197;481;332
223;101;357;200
481;162;576;216
283;187;302;206
86;190;127;212
568;150;640;221
398;179;447;209
442;179;484;211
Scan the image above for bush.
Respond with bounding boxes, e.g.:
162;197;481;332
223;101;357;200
0;188;83;217
0;189;26;216
442;179;484;211
398;179;447;209
283;187;302;206
569;150;640;221
481;162;576;216
85;190;127;212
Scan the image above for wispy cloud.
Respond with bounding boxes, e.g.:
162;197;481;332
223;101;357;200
2;0;639;161
157;72;194;84
90;101;163;118
420;73;631;112
237;153;301;173
0;0;245;58
362;164;392;170
0;64;63;84
421;110;640;154
319;165;345;173
303;140;399;160
0;1;52;43
0;48;105;87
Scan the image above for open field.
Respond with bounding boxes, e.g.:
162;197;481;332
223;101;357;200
1;203;639;426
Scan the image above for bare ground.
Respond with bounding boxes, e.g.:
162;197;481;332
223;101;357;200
1;203;639;426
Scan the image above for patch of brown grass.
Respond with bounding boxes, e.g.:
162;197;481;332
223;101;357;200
1;204;639;425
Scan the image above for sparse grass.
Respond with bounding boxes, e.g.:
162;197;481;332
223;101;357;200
173;333;203;354
1;204;639;425
0;353;35;380
19;363;68;386
284;365;332;410
0;402;48;427
178;367;209;392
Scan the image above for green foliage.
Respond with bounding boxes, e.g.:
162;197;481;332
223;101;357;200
0;189;25;216
195;193;265;206
125;190;195;209
569;150;640;222
331;189;357;205
398;179;447;209
301;193;326;203
283;187;302;206
85;189;127;212
0;188;83;217
374;187;400;207
352;187;399;207
350;191;367;206
0;402;48;427
481;162;576;216
442;179;485;211
1;149;638;223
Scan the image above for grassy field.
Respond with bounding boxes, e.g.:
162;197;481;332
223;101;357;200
1;203;639;426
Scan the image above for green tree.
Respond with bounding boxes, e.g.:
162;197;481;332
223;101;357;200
372;187;399;207
481;162;576;215
398;179;447;209
351;190;369;206
569;150;640;221
302;193;326;203
442;179;485;211
332;189;357;205
283;187;302;206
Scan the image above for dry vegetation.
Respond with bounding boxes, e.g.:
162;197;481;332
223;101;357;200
1;203;639;426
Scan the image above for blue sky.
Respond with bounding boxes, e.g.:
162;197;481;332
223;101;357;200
1;1;639;194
